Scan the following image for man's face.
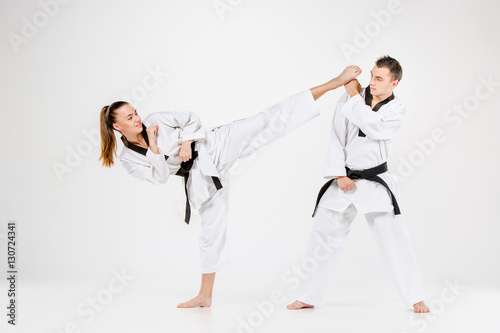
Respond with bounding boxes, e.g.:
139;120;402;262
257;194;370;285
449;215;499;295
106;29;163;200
369;65;399;98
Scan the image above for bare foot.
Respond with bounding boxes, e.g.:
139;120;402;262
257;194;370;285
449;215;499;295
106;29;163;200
286;300;315;310
177;295;212;308
336;65;362;86
413;301;430;313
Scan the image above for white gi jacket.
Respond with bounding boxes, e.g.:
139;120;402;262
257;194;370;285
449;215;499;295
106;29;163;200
319;87;409;214
118;112;220;210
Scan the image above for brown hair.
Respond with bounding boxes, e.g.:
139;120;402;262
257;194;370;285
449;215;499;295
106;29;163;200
99;101;128;167
376;55;403;82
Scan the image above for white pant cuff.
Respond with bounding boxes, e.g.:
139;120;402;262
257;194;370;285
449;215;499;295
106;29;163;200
201;260;231;274
406;295;425;307
294;295;320;307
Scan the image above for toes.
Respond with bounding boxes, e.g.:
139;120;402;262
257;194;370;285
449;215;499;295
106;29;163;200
414;307;429;313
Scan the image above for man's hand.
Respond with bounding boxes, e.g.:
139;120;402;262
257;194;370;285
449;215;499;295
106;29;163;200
345;79;362;97
179;140;194;162
337;176;356;191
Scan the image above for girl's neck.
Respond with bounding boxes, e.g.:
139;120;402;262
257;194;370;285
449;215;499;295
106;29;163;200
125;132;147;148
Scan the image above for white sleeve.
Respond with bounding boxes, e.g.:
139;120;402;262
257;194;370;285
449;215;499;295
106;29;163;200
120;147;170;185
340;94;408;140
324;93;349;178
146;111;206;142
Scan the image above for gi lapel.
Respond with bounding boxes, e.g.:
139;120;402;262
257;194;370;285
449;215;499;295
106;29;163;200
120;124;169;161
358;85;395;137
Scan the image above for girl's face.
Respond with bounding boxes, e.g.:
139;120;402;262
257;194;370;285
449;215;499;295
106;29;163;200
112;103;143;136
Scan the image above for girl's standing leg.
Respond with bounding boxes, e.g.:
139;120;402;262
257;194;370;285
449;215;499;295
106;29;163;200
177;273;216;308
177;172;231;308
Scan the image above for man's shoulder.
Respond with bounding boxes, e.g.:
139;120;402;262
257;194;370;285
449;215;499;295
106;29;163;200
388;96;407;110
392;95;405;104
381;96;408;120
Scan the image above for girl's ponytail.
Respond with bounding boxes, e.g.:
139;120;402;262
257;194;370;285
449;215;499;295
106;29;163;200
99;101;127;167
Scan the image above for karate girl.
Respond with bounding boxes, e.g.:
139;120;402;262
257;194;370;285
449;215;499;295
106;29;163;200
98;66;361;308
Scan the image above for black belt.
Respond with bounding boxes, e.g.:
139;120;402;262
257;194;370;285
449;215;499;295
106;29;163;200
312;162;401;217
175;141;223;224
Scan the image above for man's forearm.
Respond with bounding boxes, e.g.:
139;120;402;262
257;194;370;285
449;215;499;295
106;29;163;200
347;88;359;98
345;79;361;98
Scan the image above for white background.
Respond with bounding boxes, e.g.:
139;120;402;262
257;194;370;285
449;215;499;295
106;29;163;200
1;0;499;332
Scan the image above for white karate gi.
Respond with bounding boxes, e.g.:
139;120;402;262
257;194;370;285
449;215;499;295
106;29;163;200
295;88;425;307
119;89;320;273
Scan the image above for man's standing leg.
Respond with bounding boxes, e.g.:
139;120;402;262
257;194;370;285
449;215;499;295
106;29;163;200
364;211;428;312
288;204;357;309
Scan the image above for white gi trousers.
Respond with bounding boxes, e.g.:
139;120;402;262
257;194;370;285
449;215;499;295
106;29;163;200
197;89;320;273
295;185;425;307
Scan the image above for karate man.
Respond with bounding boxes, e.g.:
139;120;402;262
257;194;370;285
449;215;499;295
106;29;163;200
287;56;430;313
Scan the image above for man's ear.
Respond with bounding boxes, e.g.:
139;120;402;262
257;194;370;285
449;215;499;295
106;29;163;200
391;80;399;89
